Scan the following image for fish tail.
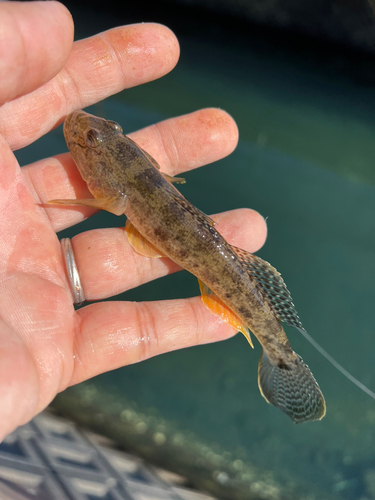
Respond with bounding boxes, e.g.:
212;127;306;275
258;350;326;424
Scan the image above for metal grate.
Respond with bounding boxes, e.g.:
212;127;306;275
0;413;216;500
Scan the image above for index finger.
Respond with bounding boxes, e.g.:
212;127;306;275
0;1;73;105
0;23;180;151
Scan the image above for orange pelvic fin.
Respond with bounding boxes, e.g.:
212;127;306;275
124;219;165;258
198;279;253;347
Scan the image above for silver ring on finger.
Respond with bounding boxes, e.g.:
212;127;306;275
60;238;85;305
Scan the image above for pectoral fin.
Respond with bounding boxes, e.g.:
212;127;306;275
198;279;253;347
124;219;166;258
231;246;304;331
48;194;127;216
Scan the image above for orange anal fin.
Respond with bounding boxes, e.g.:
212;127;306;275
198;279;253;348
124;219;166;258
48;194;127;216
162;173;186;184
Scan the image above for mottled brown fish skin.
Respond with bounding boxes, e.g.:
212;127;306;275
63;111;297;367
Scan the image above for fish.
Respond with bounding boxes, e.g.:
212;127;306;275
49;110;326;424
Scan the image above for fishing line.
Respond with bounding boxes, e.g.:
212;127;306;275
298;328;375;400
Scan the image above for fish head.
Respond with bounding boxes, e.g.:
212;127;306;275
63;110;126;197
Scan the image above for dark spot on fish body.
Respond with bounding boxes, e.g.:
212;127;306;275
177;249;188;259
144;172;165;191
237;306;252;319
153;227;168;242
278;363;291;370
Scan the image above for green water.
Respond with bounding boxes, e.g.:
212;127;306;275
16;7;375;499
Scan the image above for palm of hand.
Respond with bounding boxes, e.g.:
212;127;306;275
0;1;266;439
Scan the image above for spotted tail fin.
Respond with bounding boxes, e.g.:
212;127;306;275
258;351;326;424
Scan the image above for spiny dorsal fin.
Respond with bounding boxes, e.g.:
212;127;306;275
169;193;216;228
139;147;161;170
139;148;185;184
139;148;186;184
198;279;253;348
162;173;186;184
232;246;304;331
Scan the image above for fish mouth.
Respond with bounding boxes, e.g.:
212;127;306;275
63;110;89;144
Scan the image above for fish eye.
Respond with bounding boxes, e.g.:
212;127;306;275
107;120;123;134
85;128;102;148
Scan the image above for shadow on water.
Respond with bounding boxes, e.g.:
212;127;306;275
15;3;375;499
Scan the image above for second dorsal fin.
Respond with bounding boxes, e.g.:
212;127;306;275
231;246;304;331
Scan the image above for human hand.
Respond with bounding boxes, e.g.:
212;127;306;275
0;1;267;440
